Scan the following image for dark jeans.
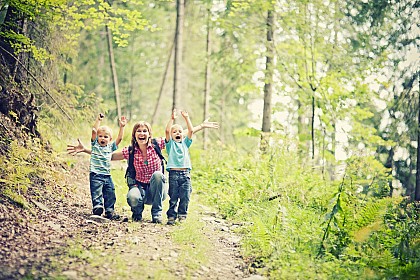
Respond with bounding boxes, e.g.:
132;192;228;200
126;171;167;219
89;172;116;214
166;170;192;219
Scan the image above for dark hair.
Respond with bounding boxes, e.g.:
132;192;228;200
131;121;152;149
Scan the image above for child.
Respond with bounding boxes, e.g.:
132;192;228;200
89;113;126;220
165;109;193;225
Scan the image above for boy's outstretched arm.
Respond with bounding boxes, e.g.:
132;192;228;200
115;116;127;146
166;109;177;142
92;113;104;141
67;139;92;155
181;110;193;139
189;117;219;134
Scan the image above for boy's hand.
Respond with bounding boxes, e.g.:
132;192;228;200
119;116;127;127
98;113;104;121
67;138;85;155
180;110;189;118
202;117;219;129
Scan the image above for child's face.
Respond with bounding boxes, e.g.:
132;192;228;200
171;126;183;143
135;125;150;145
97;130;112;146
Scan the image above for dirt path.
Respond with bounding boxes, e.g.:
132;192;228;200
0;160;263;279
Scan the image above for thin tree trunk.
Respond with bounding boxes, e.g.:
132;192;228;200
106;25;122;120
173;0;185;111
203;8;211;150
311;95;315;159
261;9;274;152
415;89;420;201
151;39;175;125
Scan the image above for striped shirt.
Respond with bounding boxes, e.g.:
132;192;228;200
122;138;166;184
90;139;118;175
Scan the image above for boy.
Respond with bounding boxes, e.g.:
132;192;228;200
165;109;193;225
89;113;126;220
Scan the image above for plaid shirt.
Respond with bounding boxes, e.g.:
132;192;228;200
122;138;165;184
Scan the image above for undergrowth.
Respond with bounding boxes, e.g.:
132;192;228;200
0;139;67;207
191;142;420;279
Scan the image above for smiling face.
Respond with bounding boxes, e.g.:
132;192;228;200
171;124;183;143
132;121;152;147
97;127;112;146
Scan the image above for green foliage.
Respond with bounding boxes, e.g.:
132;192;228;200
0;141;36;207
346;155;392;198
0;135;72;209
192;143;419;279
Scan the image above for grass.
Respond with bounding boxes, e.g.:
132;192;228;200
170;196;212;271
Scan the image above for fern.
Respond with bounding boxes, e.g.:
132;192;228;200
243;215;274;260
352;198;393;243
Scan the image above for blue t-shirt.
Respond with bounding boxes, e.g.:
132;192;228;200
165;137;192;171
90;139;118;175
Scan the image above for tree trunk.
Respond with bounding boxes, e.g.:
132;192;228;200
311;94;315;160
173;0;185;111
203;8;211;150
106;25;122;121
152;39;174;126
261;9;274;152
415;89;420;201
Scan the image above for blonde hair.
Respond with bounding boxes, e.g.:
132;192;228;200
97;126;112;136
171;124;183;132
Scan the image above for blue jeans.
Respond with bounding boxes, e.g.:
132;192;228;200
126;171;167;219
166;170;192;219
89;172;116;214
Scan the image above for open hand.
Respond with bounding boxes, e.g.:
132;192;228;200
180;110;189;118
67;138;86;155
119;116;128;127
202;117;219;129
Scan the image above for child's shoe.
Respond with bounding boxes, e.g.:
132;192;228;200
152;216;162;224
93;207;104;216
167;217;176;225
178;216;187;223
105;211;121;221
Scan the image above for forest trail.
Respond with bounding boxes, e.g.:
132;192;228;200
0;159;263;280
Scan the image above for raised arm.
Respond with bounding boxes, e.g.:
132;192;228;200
92;113;104;141
115;116;127;146
181;110;193;139
166;109;177;142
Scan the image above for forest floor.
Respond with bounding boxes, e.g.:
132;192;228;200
0;156;265;280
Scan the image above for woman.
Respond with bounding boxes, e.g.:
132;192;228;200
67;118;218;223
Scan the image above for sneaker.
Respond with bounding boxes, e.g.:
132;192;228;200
93;207;104;216
178;216;187;223
132;215;142;222
152;216;162;224
167;217;176;225
105;211;121;221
